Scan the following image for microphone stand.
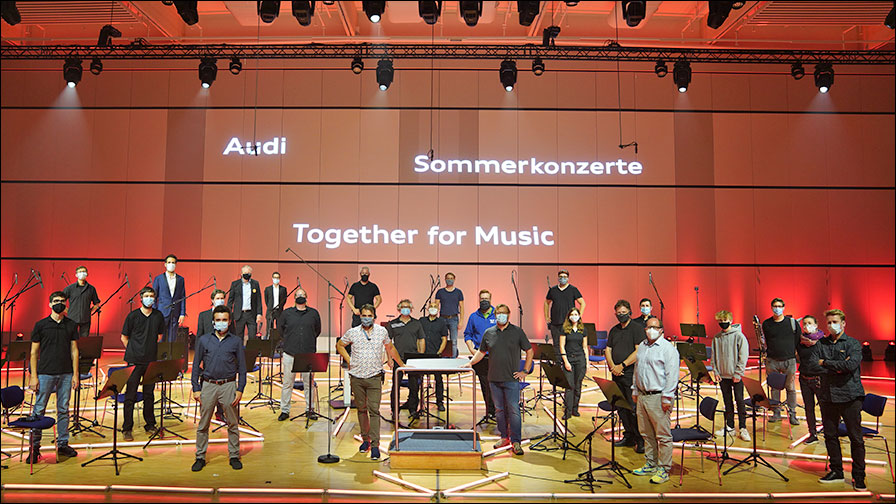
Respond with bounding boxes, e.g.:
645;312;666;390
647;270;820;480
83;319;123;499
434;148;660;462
4;271;40;352
284;247;342;464
648;272;665;323
420;275;440;317
124;275;152;312
512;270;524;327
0;273;18;346
91;277;130;338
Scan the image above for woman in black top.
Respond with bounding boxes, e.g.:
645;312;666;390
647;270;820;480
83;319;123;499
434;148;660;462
560;308;589;419
797;315;825;444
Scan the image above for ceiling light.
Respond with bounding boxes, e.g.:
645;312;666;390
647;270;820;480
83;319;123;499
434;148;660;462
814;63;833;94
532;57;545;76
673;60;691;93
500;60;517;92
199;58;217;89
654;60;668;78
351;57;364;74
97;24;121;46
518;1;540;26
886;7;895;29
229;57;242;75
258;1;281;23
376;59;393;91
363;1;385;23
418;1;441;25
621;1;646;27
790;62;805;80
542;25;560;47
89;58;103;75
459;1;482;26
707;1;733;29
1;1;21;25
63;58;82;88
173;1;199;25
291;1;315;26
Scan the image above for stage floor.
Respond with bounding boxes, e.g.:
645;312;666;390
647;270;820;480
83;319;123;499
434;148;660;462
2;352;894;502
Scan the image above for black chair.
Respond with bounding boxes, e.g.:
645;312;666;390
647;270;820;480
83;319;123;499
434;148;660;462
836;393;893;483
1;386;27;469
671;396;722;486
3;386;56;474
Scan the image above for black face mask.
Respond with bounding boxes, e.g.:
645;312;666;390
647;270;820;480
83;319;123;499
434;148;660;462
615;312;630;323
242;273;252;281
479;300;491;312
360;274;369;282
718;321;731;330
51;302;66;314
296;296;306;305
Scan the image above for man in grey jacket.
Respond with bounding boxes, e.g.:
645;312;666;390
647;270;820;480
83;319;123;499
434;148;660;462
711;310;750;442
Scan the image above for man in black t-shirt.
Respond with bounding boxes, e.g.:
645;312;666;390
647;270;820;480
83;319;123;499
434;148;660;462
120;286;166;440
347;266;382;328
386;299;426;417
756;297;800;424
631;298;657;327
420;300;449;410
27;291;80;463
63;265;100;338
606;299;646;453
277;288;322;421
544;269;586;350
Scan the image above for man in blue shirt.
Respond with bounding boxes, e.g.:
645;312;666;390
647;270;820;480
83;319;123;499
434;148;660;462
463;289;497;423
435;272;464;358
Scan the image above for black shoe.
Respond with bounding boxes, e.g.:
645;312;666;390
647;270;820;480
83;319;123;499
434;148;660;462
122;430;134;442
191;459;206;472
409;411;421;421
572;411;581;417
57;445;78;459
144;423;158;433
853;477;867;491
25;450;41;464
278;412;289;421
399;402;410;411
562;412;571;420
805;435;819;445
230;458;243;470
819;470;844;483
635;441;645;454
614;436;634;447
437;403;446;412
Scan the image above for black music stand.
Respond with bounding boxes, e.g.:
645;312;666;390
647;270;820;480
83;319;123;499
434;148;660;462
69;336;105;438
142;358;187;449
247;338;279;411
680;345;713;434
4;341;30;392
81;366;143;475
404;352;442;427
565;424;613;491
527;342;558;407
531;362;584;459
586;377;633;488
723;376;789;481
680;323;707;342
583;323;598;346
675;341;706;400
155;341;186;422
290;352;334;426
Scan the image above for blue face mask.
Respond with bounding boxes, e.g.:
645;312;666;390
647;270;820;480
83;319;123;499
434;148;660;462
142;296;155;308
772;306;784;316
361;316;374;327
640;306;651;316
400;307;411;316
446;278;455;286
496;313;509;325
558;277;569;286
214;321;229;332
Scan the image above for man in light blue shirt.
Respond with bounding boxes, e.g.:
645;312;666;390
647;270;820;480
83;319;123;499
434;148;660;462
631;317;679;484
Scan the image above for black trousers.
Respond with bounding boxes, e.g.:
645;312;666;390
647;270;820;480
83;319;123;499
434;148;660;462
76;322;91;339
799;374;822;433
563;354;587;415
234;314;258;341
391;368;421;414
613;370;642;442
719;378;747;430
549;325;563;352
473;356;495;416
821;398;865;479
122;363;156;432
163;311;180;343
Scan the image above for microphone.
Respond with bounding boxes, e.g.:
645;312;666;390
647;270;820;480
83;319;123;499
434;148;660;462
296;276;301;288
212;275;216;290
285;247;292;253
35;269;43;288
649;271;653;284
125;273;130;288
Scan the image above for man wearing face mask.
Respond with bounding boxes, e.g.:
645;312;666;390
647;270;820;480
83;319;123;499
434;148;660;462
277;288;322;422
796;315;825;445
435;272;464;358
463;290;498;423
606;299;646;453
347;267;382;328
544;269;586;351
197;289;229;342
710;310;750;442
757;298;800;424
26;291;80;464
120;287;166;441
464;304;533;456
152;254;186;343
420;300;449;411
816;309;866;490
63;266;100;338
387;299;426;419
631;317;679;484
631;298;656;328
227;265;264;346
264;272;288;340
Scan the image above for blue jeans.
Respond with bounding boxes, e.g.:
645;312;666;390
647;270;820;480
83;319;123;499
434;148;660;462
489;381;522;443
31;373;72;447
446;317;459;357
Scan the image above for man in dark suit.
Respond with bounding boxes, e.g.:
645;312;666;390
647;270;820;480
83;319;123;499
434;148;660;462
197;289;228;339
227;265;263;345
152;254;187;342
264;271;289;340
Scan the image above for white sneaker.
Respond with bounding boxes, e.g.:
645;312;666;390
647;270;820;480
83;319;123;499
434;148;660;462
739;428;751;442
714;426;734;437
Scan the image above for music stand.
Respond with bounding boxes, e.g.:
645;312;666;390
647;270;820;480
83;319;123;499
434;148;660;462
155;341;186;422
404;352;442;427
680;323;707;342
586;377;633;488
565;425;613;491
142;358;187;449
247;338;278;411
527;342;558;407
289;352;333;426
81;366;143;475
583;323;598;346
69;336;105;438
680;346;713;434
723;376;789;481
531;362;584;459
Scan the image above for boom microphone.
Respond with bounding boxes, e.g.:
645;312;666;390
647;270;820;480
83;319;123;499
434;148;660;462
35;269;43;288
649;271;653;285
212;275;216;290
125;273;130;288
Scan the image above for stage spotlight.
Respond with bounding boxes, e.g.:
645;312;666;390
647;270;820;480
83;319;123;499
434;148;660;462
376;59;393;91
363;1;385;23
654;60;668;78
199;58;217;89
707;1;734;29
173;0;199;25
542;25;561;47
258;1;280;23
621;1;646;27
459;1;482;26
886;7;895;29
673;60;691;93
885;341;895;361
351;57;364;74
1;1;21;25
532;57;545;76
291;1;315;26
518;1;540;26
862;341;874;361
814;62;833;93
229;57;242;75
500;60;517;92
89;58;103;75
418;1;441;25
790;62;805;80
63;58;82;88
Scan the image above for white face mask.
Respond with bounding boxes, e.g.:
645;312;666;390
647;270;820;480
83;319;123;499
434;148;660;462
646;327;662;341
569;314;580;323
828;322;843;335
804;323;817;334
166;263;176;273
76;271;87;281
428;307;439;316
772;306;784;317
213;298;226;307
272;278;280;285
640;306;651;316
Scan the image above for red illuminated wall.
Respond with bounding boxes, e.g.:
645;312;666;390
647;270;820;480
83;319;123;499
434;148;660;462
1;61;894;350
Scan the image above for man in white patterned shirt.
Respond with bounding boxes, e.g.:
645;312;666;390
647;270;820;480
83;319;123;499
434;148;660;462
336;304;404;461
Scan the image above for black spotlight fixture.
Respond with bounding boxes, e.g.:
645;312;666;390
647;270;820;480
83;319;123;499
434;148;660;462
362;0;385;23
258;1;281;23
673;60;691;93
532;57;545;76
459;0;483;26
885;341;895;362
351;57;364;74
97;24;122;46
518;1;540;26
418;1;441;24
542;25;561;47
707;1;734;29
886;6;895;29
173;0;199;25
499;59;517;92
376;59;394;91
790;62;805;80
1;0;21;25
814;62;834;93
89;58;103;76
229;57;242;75
862;341;874;362
291;0;315;26
63;58;83;88
621;1;646;27
654;60;668;78
199;58;217;89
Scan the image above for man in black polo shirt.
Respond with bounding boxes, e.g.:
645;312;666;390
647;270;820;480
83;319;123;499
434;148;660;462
347;266;382;328
27;291;80;463
758;297;800;424
120;286;166;441
63;266;100;338
606;299;646;453
277;288;322;421
631;298;657;327
420;300;449;411
386;299;425;418
544;269;586;350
